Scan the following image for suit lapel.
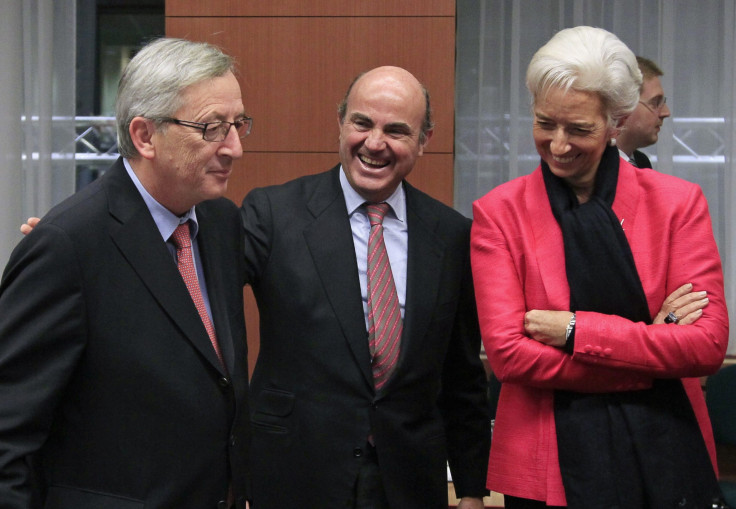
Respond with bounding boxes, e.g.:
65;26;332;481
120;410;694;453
526;167;571;310
303;167;373;386
396;184;444;380
612;162;642;243
104;160;227;374
196;204;236;374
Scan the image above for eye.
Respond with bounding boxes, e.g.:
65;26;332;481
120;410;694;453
571;127;592;135
386;128;411;139
535;120;554;129
352;118;371;130
204;122;223;137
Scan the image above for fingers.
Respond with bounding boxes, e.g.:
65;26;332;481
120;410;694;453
654;283;709;325
661;283;693;307
19;217;40;235
676;308;703;326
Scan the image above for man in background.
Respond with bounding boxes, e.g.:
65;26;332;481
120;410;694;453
0;38;250;508
242;66;490;509
617;56;672;168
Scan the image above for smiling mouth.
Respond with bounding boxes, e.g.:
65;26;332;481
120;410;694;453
552;154;576;164
359;154;389;169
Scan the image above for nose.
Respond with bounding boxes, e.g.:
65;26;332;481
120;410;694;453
364;128;386;151
220;124;244;159
660;103;671;119
549;128;570;154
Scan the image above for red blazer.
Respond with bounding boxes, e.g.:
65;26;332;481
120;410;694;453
471;160;729;505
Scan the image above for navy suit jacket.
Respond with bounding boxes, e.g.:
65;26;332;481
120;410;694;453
0;159;250;508
242;165;490;509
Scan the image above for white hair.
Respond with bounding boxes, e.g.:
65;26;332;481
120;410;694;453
526;26;642;127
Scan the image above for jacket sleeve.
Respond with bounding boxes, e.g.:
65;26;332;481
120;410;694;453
240;187;273;287
471;196;654;393
439;240;491;498
0;225;87;508
572;184;728;377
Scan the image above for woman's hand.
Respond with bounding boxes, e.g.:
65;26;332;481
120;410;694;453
524;309;573;348
653;283;708;325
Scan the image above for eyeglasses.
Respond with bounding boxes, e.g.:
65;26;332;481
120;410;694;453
639;96;667;113
157;116;253;142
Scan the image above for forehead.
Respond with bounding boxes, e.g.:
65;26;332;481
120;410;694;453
346;72;425;127
641;76;664;99
534;87;606;123
176;72;243;117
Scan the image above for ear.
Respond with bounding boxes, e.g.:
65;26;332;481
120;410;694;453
611;115;630;138
417;128;433;156
129;117;157;160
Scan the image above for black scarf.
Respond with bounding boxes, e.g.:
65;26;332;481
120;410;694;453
544;145;724;508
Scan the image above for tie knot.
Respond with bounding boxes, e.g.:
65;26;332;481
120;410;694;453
366;202;390;227
170;222;192;250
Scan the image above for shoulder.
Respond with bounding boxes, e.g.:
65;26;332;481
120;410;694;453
405;182;471;230
473;168;541;219
632;166;706;204
244;166;337;203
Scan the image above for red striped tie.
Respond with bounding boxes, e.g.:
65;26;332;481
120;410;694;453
366;203;402;390
171;222;224;366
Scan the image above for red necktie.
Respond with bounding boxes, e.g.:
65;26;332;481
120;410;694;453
366;203;402;390
170;222;224;366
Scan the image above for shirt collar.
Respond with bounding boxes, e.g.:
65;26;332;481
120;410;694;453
123;158;199;242
338;165;406;222
618;148;633;160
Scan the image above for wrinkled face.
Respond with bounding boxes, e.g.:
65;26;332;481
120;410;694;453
532;87;616;191
623;76;671;150
338;67;431;203
152;71;245;215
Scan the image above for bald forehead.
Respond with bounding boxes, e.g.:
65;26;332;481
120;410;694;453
347;66;426;118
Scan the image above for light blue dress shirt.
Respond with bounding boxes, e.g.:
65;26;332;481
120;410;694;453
339;166;408;329
123;159;215;323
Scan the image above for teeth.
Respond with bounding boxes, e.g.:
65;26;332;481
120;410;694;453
553;155;575;163
359;154;388;167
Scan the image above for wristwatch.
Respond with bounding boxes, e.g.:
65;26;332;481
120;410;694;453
565;313;576;343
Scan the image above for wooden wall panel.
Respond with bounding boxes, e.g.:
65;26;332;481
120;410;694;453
166;1;456;374
166;16;455;153
167;0;454;17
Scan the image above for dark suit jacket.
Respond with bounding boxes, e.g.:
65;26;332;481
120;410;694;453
242;165;490;509
0;159;250;508
632;149;652;168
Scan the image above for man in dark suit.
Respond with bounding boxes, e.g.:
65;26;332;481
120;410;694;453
0;38;251;508
617;56;672;168
243;66;490;509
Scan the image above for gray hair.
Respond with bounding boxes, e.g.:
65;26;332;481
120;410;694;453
526;26;642;127
116;38;235;158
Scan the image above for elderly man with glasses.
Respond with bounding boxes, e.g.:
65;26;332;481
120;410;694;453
0;38;252;509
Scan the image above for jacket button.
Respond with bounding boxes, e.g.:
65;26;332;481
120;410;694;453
353;448;363;457
230;435;237;447
218;377;231;389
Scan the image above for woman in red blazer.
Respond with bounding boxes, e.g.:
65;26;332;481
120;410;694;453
471;26;729;508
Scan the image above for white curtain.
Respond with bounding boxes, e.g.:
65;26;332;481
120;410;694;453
455;0;736;354
0;0;76;268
